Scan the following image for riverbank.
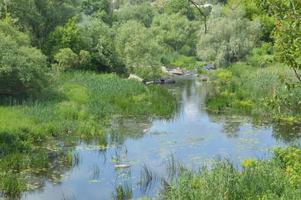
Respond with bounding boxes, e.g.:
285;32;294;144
159;63;301;200
162;146;301;200
0;72;177;198
206;63;301;126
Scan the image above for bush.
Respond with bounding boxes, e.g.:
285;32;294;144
0;22;49;98
247;43;275;67
80;18;125;72
53;48;78;72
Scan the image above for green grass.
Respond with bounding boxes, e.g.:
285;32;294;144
206;63;301;124
0;71;177;197
162;147;301;200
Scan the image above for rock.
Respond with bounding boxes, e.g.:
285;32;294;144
203;64;215;71
128;74;143;82
199;75;209;82
170;68;184;75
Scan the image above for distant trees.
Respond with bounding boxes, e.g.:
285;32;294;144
197;6;261;67
114;2;156;27
0;0;78;47
44;17;82;59
0;0;299;95
115;20;162;79
81;19;124;72
151;13;197;56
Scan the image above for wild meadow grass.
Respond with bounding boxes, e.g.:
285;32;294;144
162;147;301;200
207;63;301;125
0;72;177;198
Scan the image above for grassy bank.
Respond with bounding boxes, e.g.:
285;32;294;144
162;147;301;200
206;63;301;126
0;72;176;198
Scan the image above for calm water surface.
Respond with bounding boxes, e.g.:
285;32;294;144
23;78;300;200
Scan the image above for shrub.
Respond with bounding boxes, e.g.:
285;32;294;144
53;48;78;72
0;22;49;98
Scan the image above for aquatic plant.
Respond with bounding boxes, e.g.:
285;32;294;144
207;63;301;122
113;184;133;200
162;147;301;200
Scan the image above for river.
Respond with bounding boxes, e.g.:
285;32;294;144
23;77;300;200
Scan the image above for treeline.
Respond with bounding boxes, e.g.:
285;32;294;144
0;0;300;98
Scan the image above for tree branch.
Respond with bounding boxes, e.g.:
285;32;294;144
292;67;301;83
188;0;208;34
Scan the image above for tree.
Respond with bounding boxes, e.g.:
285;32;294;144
114;2;156;27
0;21;48;97
187;0;212;34
151;13;197;56
0;0;79;47
44;17;82;59
115;20;162;79
266;0;301;82
165;0;195;20
197;7;261;67
81;0;112;24
80;18;124;72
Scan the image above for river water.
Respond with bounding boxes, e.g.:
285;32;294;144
22;77;300;200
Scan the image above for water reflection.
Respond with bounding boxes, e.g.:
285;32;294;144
18;78;301;200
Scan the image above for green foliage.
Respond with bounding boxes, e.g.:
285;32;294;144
114;2;156;27
44;17;82;58
0;72;176;153
247;42;275;67
268;0;301;82
115;20;162;78
0;71;176;196
53;48;78;72
163;147;301;200
152;13;197;56
81;18;124;72
170;55;200;69
0;0;78;46
274;147;301;186
197;6;261;67
164;0;195;20
81;0;112;23
207;63;301;121
0;21;49;97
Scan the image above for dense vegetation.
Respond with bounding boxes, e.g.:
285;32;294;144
0;73;176;198
0;0;300;199
163;147;301;200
